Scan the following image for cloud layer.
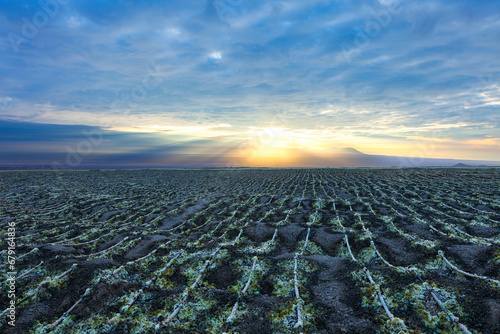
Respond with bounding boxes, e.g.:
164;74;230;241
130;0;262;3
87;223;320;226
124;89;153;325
1;0;499;166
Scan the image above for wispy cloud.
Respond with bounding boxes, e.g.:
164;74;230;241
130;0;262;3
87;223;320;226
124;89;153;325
0;0;499;166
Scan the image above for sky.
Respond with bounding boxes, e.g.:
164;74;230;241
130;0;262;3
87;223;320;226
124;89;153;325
0;0;499;168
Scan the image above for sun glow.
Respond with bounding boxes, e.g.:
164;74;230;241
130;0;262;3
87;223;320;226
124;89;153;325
246;127;332;150
241;146;301;167
234;127;331;167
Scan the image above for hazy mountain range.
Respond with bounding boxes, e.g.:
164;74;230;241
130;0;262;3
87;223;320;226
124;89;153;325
1;147;498;170
310;147;500;168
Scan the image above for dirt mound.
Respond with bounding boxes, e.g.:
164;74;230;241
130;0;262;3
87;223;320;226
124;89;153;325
124;234;168;261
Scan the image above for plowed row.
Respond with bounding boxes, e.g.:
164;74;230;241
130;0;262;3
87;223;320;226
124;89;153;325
0;168;499;333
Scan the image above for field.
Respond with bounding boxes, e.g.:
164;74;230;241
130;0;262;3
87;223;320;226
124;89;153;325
1;168;499;333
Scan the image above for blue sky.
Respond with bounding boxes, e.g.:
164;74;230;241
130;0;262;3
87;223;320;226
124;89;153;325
0;0;499;167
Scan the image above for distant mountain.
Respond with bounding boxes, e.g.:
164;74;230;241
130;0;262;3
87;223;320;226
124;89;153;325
1;145;499;169
328;150;500;168
286;148;500;168
337;147;364;155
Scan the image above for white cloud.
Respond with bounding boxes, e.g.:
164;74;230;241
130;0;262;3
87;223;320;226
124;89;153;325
209;51;222;59
66;15;86;28
378;0;401;7
0;97;13;104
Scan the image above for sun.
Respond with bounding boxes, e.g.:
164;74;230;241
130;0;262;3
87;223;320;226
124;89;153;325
238;128;301;166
